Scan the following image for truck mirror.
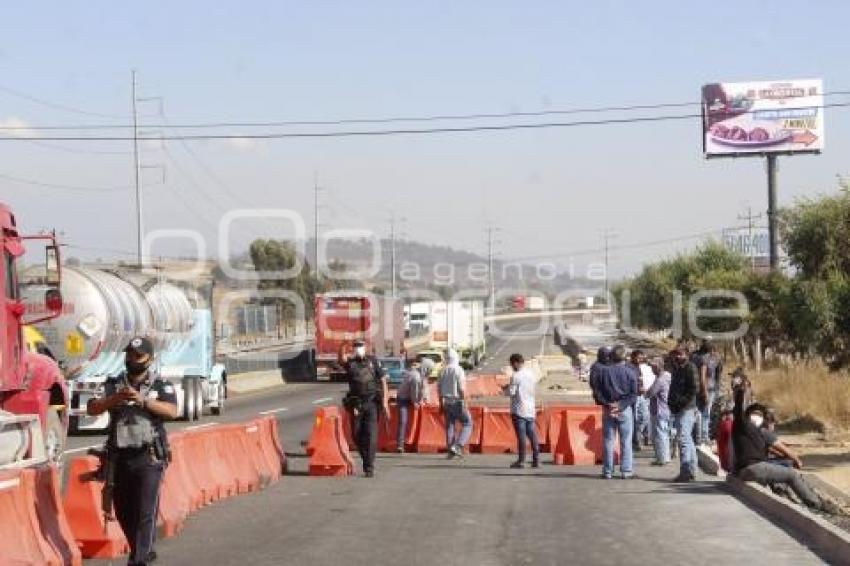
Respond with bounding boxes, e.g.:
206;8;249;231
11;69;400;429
45;288;63;313
45;245;60;287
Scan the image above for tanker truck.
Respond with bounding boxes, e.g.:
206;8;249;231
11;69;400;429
0;202;68;467
23;266;227;434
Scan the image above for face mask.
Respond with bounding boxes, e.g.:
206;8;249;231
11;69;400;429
126;360;150;376
354;346;366;358
749;415;764;428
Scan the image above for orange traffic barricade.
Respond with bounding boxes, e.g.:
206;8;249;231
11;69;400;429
309;412;354;476
62;456;129;559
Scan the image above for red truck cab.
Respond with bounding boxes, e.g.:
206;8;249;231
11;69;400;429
311;292;403;381
0;202;67;463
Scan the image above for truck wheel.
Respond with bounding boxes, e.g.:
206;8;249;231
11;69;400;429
193;378;203;420
182;377;197;421
44;409;66;464
211;379;226;416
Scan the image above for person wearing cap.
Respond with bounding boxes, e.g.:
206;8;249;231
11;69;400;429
340;339;389;477
87;336;179;566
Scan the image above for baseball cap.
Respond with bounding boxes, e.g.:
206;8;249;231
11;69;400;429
125;336;154;356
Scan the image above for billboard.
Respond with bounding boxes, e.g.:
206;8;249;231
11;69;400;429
722;227;769;259
702;79;823;157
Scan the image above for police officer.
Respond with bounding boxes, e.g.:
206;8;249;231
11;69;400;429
339;339;389;477
87;336;179;566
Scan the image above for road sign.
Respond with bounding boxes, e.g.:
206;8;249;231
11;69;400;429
702;79;824;158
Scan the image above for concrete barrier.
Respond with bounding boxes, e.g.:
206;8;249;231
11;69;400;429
697;446;850;564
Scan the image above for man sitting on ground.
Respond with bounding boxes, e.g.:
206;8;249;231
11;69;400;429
731;373;841;514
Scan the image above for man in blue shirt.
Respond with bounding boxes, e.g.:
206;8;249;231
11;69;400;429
590;345;638;479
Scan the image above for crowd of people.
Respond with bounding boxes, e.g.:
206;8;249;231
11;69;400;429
339;337;843;515
586;340;842;514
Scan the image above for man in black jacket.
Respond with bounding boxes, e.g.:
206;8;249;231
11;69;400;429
668;348;700;482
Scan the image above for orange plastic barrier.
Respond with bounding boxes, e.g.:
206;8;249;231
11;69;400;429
479;407;517;454
413;405;447;453
0;466;83;566
62;456;129;559
307;406;342;456
308;411;354;476
377;403;421;452
157;434;191;538
552;407;614;465
33;465;83;566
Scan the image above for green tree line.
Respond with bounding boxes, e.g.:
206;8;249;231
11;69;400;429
614;181;850;368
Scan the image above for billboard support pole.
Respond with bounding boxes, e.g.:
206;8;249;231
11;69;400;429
766;154;779;270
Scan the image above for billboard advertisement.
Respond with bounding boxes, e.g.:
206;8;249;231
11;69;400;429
722;227;769;259
702;79;824;157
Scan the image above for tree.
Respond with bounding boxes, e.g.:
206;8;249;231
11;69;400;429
780;179;850;279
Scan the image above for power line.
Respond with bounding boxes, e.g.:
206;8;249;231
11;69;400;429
505;229;721;263
0;172;134;192
0;82;128;120
0;101;845;142
2;90;849;131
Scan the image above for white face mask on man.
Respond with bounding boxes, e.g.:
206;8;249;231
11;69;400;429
354;346;366;358
749;414;764;428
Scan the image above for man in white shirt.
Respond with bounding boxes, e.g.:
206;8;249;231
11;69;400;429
438;349;473;458
505;353;540;469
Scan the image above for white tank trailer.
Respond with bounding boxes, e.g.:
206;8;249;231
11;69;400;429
23;267;226;433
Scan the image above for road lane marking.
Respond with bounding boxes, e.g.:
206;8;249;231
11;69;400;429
312;397;334;405
185;422;218;430
259;407;289;415
63;444;100;455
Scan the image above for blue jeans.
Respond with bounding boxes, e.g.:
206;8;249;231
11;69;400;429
699;390;716;443
511;415;540;464
397;400;411;449
634;396;651;445
652;415;671;464
674;407;698;478
443;400;473;450
603;405;633;477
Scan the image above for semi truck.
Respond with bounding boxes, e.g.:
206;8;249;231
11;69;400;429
428;300;486;370
23;266;227;433
0;202;68;467
310;291;404;381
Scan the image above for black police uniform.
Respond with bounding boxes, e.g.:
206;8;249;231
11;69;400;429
343;356;386;475
104;371;177;566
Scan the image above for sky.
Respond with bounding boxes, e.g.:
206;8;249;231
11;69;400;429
2;0;849;278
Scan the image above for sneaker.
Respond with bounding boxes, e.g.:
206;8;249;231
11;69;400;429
451;445;465;459
510;461;525;469
446;451;456;460
601;473;613;480
364;470;374;478
672;473;695;483
531;461;540;469
396;446;404;454
621;473;637;480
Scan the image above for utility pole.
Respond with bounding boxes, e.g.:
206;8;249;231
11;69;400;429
389;215;397;297
738;206;763;271
486;227;500;313
602;229;617;301
131;70;143;265
766;155;779;271
313;173;321;275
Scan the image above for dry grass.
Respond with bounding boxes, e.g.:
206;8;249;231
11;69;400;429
750;363;850;436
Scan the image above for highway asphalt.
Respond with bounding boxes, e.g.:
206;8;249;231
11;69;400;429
82;316;824;565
